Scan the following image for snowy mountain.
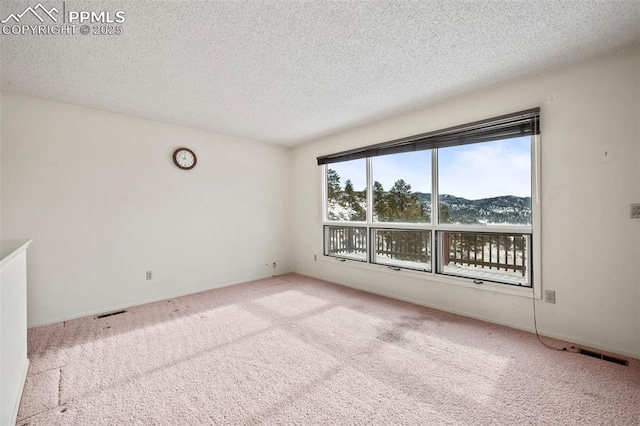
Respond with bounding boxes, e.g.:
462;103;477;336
328;191;531;225
415;193;531;225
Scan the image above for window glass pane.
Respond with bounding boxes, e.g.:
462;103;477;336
439;232;530;286
327;159;367;221
438;137;531;225
372;229;431;271
324;226;367;261
371;151;431;223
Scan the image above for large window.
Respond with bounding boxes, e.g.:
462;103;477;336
319;109;539;288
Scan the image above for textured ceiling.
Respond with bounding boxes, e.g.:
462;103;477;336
2;1;640;146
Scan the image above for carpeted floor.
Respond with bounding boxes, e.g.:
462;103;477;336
17;274;640;425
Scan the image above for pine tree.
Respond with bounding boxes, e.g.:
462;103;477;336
327;169;341;200
439;203;453;223
373;181;388;221
387;179;425;222
343;179;365;221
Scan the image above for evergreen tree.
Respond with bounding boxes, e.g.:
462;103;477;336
373;181;388;220
343;179;365;221
439;203;453;223
386;179;425;222
327;169;341;201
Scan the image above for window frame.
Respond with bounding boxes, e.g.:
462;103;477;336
323;225;368;262
436;230;532;286
321;130;541;299
370;228;433;273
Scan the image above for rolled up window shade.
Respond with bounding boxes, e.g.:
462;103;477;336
317;107;540;166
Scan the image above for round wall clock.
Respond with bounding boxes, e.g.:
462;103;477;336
173;148;197;170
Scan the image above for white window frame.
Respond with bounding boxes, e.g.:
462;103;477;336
321;134;542;299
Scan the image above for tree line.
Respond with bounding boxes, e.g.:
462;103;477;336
328;169;454;222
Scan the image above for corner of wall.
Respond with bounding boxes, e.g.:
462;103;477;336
289;48;640;359
1;94;295;325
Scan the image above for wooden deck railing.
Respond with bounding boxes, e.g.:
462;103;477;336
443;232;526;275
326;227;367;256
326;227;526;276
374;230;430;262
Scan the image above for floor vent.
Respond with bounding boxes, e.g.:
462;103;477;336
579;349;628;366
95;310;126;319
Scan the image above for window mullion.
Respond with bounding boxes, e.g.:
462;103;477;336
366;157;373;225
432;149;439;275
431;149;439;227
366;157;373;263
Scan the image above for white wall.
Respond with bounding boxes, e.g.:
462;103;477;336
291;48;640;358
1;93;292;326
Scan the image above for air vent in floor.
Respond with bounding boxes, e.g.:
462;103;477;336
579;349;628;366
95;310;126;319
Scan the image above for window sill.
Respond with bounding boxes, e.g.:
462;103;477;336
321;255;540;299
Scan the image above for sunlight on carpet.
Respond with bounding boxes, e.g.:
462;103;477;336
17;274;640;425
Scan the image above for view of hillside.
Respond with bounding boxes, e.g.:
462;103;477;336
328;169;531;225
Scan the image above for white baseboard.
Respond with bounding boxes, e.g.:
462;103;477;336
301;271;640;361
29;270;292;328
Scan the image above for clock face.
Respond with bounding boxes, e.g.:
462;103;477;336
173;148;197;170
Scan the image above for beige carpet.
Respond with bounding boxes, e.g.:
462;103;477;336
17;274;640;425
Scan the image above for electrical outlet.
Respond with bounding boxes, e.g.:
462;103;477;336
631;203;640;219
544;290;556;304
146;270;153;280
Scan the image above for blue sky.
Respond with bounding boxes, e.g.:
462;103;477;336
328;136;531;200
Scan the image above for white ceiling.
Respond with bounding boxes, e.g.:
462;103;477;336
2;1;640;146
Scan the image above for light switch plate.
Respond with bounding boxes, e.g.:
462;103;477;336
544;290;556;304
